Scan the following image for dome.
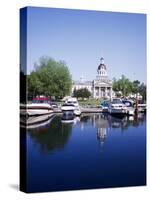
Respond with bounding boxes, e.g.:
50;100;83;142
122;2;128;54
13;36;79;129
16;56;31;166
98;63;107;71
97;57;108;77
97;57;107;71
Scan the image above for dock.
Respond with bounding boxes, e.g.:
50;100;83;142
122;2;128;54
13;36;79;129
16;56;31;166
53;107;103;114
81;107;102;113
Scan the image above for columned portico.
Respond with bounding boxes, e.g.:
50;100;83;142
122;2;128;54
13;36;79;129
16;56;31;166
93;57;112;99
72;57;112;99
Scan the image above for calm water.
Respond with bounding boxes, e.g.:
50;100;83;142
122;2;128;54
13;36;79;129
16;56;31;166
24;113;146;193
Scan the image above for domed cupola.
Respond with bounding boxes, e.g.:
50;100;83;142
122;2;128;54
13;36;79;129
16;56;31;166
97;57;108;78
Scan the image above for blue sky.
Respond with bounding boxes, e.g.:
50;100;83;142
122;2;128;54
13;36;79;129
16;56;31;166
26;7;146;83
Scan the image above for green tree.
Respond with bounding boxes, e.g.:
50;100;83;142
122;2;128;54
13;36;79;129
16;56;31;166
113;75;133;96
112;76;146;101
27;57;72;99
139;83;146;102
73;88;91;99
73;88;77;97
132;80;140;94
27;72;43;99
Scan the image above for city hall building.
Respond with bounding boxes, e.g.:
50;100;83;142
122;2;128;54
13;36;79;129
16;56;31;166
72;57;112;99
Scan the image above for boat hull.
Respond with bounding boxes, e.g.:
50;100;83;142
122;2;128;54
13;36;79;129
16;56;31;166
74;110;81;116
61;106;75;112
20;103;53;116
102;108;109;113
61;111;74;120
21;109;53;116
109;108;127;117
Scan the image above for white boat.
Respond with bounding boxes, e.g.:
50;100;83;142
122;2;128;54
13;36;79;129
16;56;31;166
109;98;127;116
61;103;75;112
122;100;135;116
74;107;81;116
20;97;53;116
65;97;81;116
61;103;75;121
138;103;146;113
66;97;79;107
61;102;81;116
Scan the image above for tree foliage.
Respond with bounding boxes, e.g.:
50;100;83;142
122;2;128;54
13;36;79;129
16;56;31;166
73;88;91;99
112;75;146;101
113;75;133;96
138;82;146;101
27;57;72;99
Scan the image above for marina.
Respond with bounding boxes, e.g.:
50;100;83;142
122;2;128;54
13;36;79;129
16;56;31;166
19;7;146;193
22;112;146;192
20;94;146;192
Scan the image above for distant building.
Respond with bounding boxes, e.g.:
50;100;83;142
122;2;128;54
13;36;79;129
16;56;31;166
72;57;112;99
72;78;92;94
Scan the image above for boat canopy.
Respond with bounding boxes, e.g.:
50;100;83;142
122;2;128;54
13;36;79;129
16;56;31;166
122;100;133;107
33;97;50;101
32;97;51;103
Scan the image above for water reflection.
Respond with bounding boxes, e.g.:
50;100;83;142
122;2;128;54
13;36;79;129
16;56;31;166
26;113;146;192
20;114;55;129
28;115;73;153
80;113;146;146
27;113;146;154
80;112;145;129
92;114;109;145
97;128;107;145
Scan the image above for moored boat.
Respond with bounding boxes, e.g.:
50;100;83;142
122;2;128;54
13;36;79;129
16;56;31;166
122;100;135;116
61;103;75;121
109;98;127;116
101;101;110;113
66;97;79;107
66;97;81;116
138;103;146;113
61;103;75;112
74;107;81;116
20;97;53;117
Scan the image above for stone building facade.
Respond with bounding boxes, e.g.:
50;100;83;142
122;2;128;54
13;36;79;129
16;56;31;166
72;57;112;99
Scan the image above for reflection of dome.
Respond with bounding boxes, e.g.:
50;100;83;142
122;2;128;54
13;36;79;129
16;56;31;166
93;114;109;128
97;128;107;144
